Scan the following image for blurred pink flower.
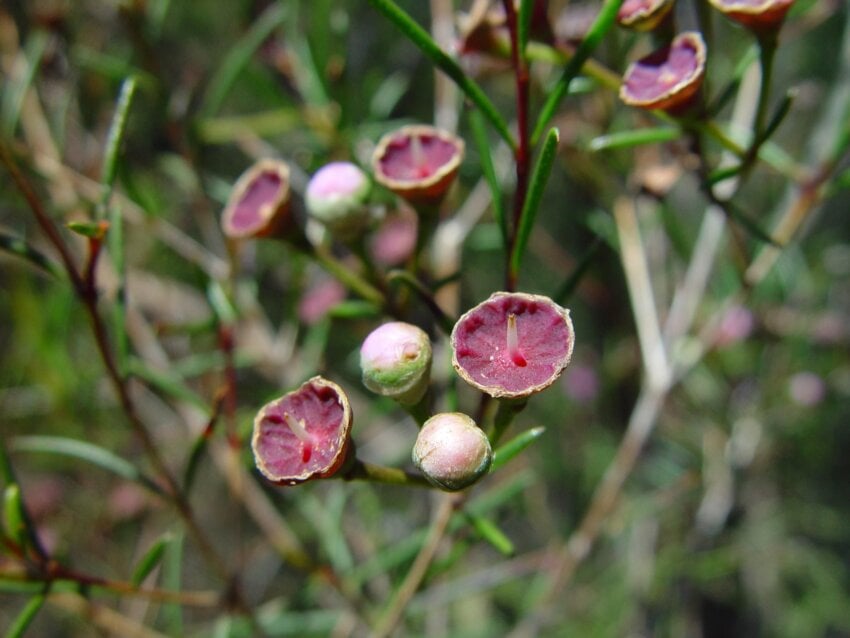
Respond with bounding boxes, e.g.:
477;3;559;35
788;371;826;407
715;304;755;347
298;277;347;325
563;362;600;404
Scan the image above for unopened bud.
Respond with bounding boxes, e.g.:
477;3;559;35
412;413;492;491
360;322;432;406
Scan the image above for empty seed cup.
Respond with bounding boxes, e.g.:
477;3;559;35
451;292;575;400
372;125;465;205
619;31;707;113
707;0;795;32
617;0;677;31
221;159;293;239
252;377;352;485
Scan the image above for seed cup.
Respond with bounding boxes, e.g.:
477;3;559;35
451;292;575;400
619;31;707;113
251;376;352;485
305;161;372;239
372;125;465;205
360;322;432;406
221;159;292;239
707;0;795;32
412;413;493;491
617;0;677;31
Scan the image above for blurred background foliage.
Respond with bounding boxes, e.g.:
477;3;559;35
1;0;849;636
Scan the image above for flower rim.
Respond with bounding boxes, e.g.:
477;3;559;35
618;0;676;31
221;158;291;240
619;31;707;111
451;291;575;400
251;376;352;485
371;124;465;202
706;0;794;29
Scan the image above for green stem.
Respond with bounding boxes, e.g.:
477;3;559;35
342;460;433;488
753;31;778;147
386;269;455;335
311;244;385;306
402;393;431;428
490;399;527;446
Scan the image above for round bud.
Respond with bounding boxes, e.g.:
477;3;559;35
412;413;492;491
305;162;372;238
360;322;432;406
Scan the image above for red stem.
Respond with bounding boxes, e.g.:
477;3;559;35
502;0;531;292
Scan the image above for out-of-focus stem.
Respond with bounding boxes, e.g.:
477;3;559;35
502;0;531;291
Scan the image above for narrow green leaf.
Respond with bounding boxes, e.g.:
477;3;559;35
99;76;138;214
183;410;220;494
195;108;301;144
369;71;411;119
11;436;165;497
518;0;534;60
3;485;25;547
327;300;382;320
491;427;545;473
207;280;238;325
469;109;507;249
0;231;61;278
101;78;137;377
131;535;171;586
2;30;48;136
462;511;514;556
588;127;681;152
707;164;742;186
286;3;330;106
67;220;109;239
200;3;290;117
367;0;515;149
127;358;209;412
756;88;795;147
724;203;782;247
71;46;156;87
161;531;184;635
4;592;47;638
553;239;601;305
707;44;759;115
510;127;560;278
584;209;620;251
532;0;623;144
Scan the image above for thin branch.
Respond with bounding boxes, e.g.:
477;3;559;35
372;493;461;638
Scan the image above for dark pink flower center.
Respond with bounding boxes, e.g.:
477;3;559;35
254;383;346;480
624;39;700;102
230;171;282;231
378;134;459;183
454;296;571;394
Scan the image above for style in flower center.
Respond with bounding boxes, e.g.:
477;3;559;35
506;313;527;367
266;412;315;463
410;135;432;179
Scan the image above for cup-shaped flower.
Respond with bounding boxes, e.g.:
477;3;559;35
360;322;432;406
221;159;292;239
617;0;677;31
305;161;372;239
372;125;465;205
251;376;352;485
451;292;575;400
412;412;492;491
619;31;707;113
707;0;794;32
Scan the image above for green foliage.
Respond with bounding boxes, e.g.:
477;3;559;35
1;0;849;635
